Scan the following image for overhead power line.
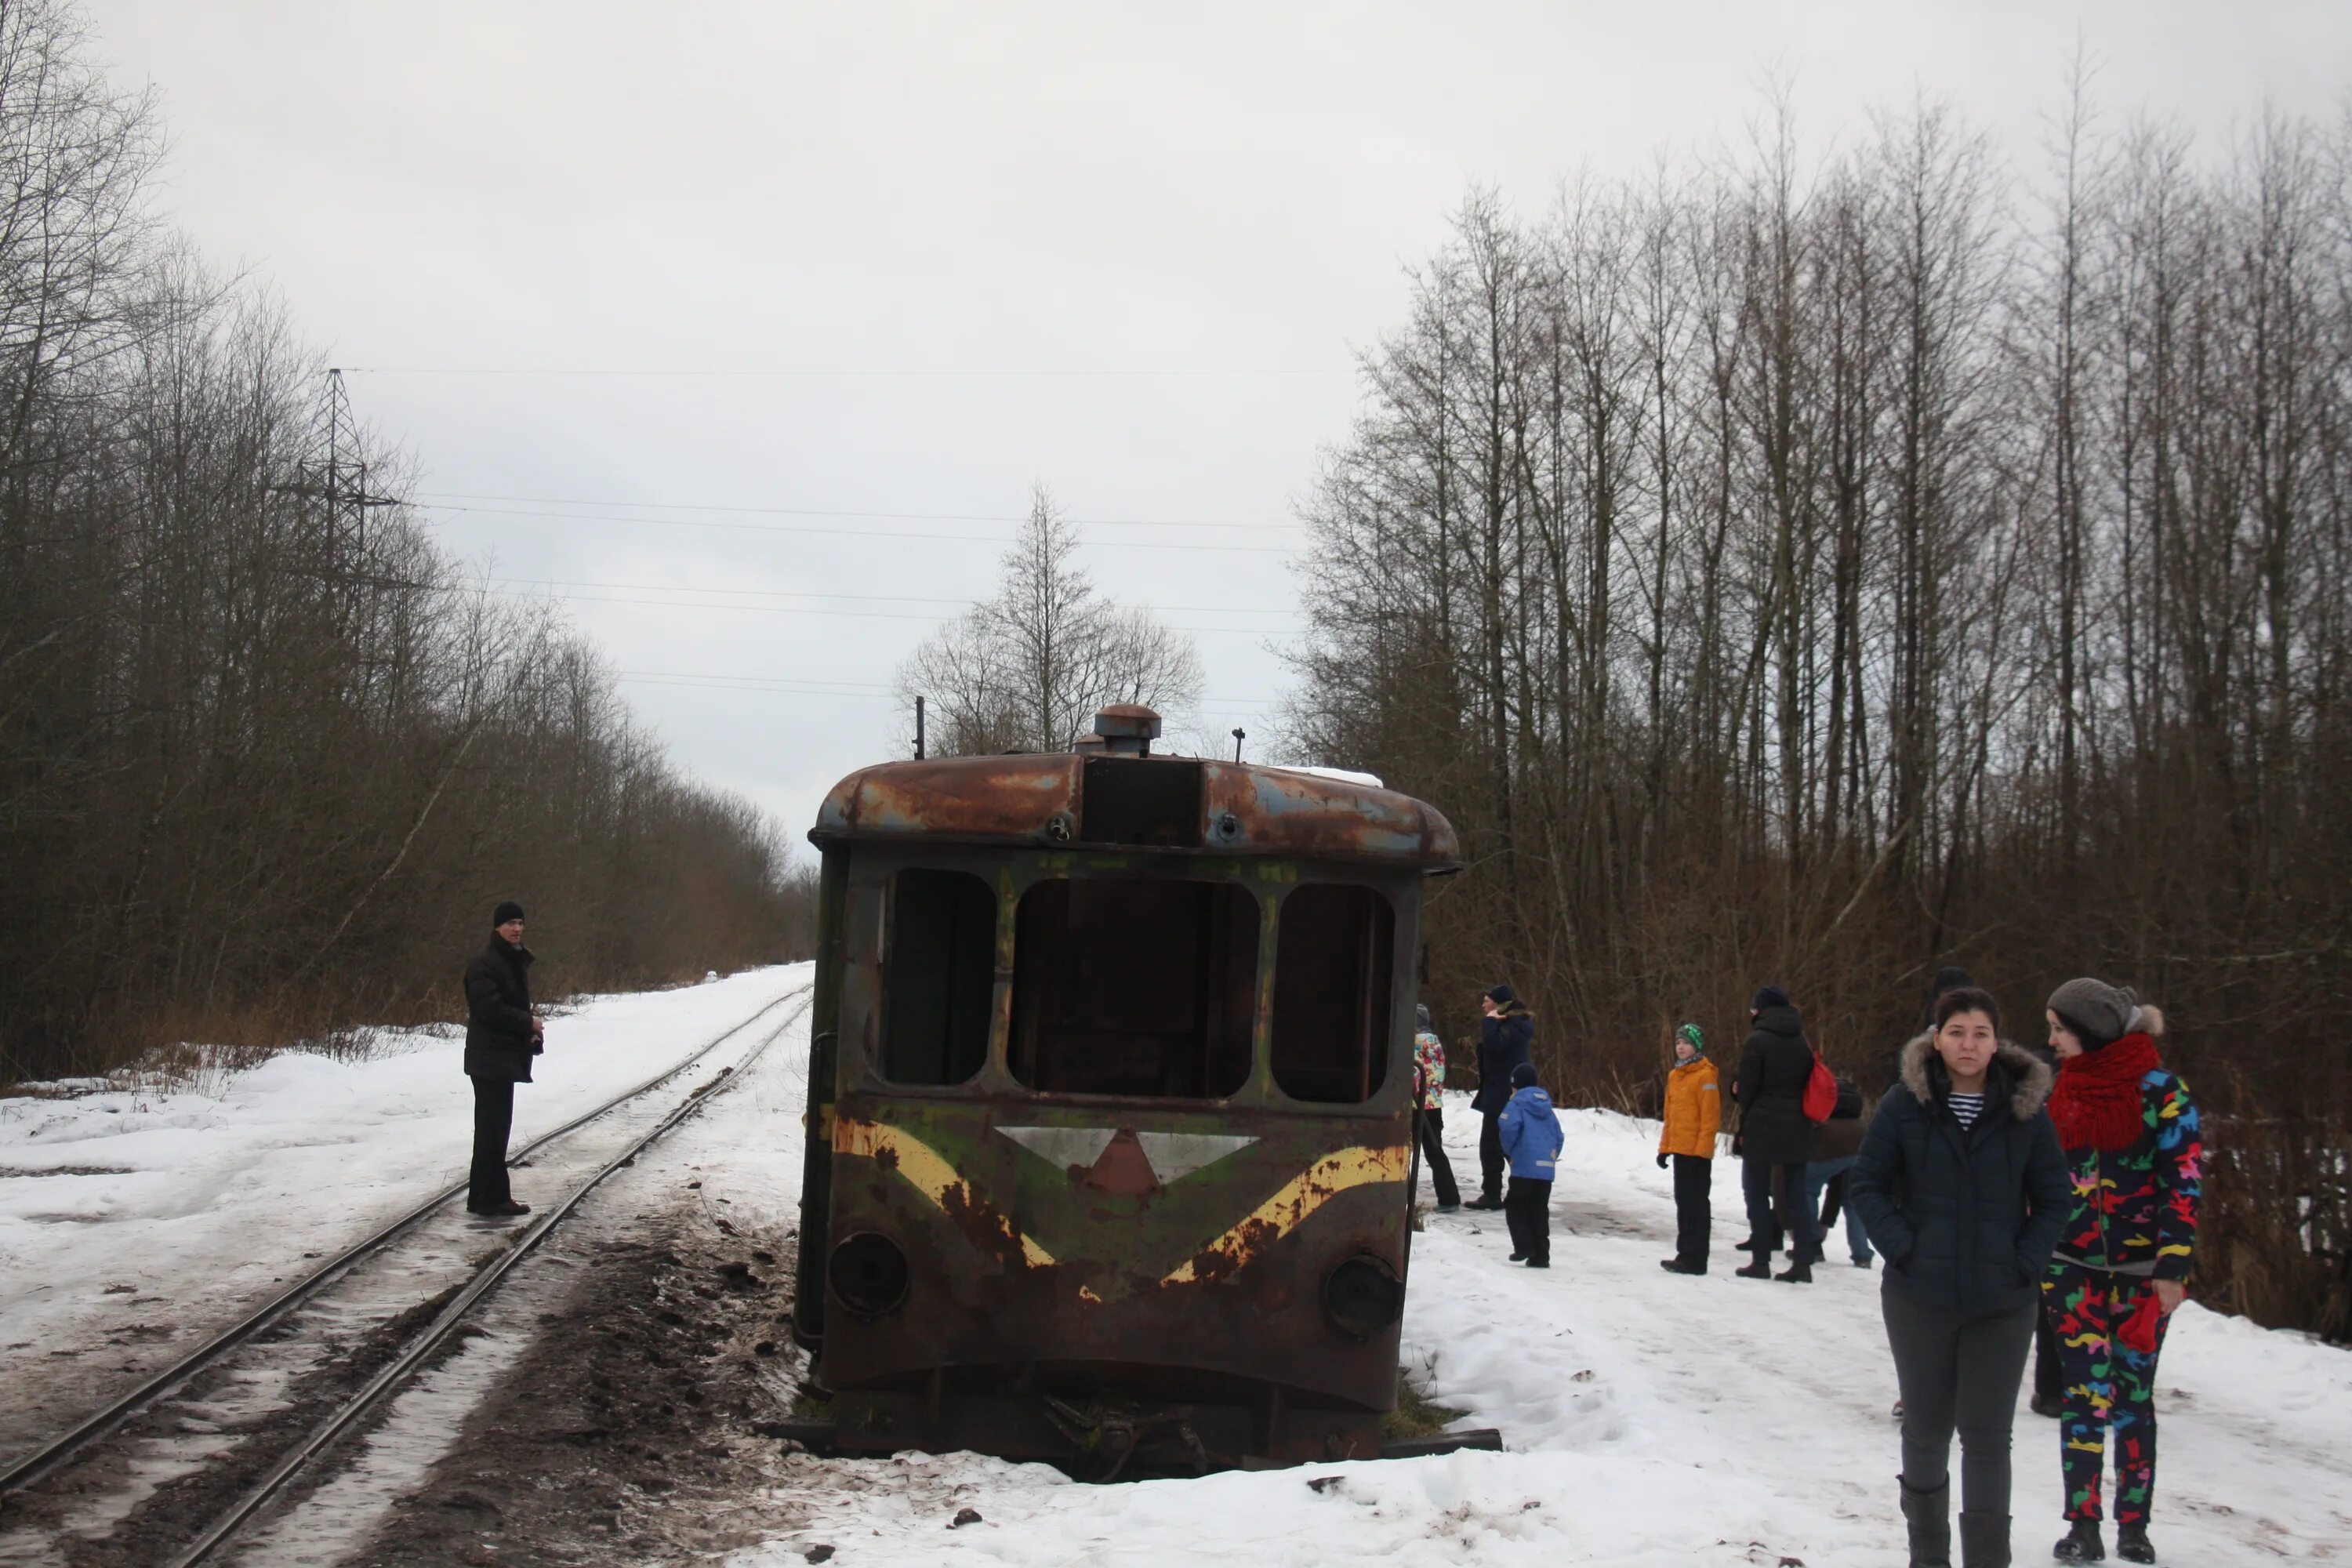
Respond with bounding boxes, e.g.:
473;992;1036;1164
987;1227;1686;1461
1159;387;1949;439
500;586;1298;635
613;668;1288;708
426;502;1300;554
490;575;1297;617
344;365;1353;379
416;490;1301;533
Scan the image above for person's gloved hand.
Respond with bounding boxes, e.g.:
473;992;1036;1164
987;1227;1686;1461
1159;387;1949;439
2118;1288;2167;1354
1656;1152;1669;1170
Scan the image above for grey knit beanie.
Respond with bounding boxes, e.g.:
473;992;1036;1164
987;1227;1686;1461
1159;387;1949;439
1415;1003;1432;1031
2047;977;2140;1047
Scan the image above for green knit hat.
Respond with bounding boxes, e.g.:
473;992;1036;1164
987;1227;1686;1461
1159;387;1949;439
1677;1022;1705;1053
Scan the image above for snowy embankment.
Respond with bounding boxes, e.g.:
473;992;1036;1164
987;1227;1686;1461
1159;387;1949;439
730;1098;2352;1567
5;989;2345;1564
0;964;809;1457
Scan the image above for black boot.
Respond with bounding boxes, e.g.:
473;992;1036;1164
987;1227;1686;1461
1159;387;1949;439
1900;1475;1951;1568
1776;1258;1813;1283
1735;1258;1774;1279
2053;1519;2104;1562
2114;1524;2153;1564
1958;1512;2009;1568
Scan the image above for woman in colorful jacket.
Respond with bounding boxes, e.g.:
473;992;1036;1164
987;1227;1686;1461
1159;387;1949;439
2042;980;2201;1567
1411;1003;1461;1211
1657;1023;1721;1275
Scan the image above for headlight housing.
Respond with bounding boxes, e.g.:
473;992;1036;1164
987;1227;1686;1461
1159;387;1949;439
1323;1253;1404;1339
829;1232;911;1317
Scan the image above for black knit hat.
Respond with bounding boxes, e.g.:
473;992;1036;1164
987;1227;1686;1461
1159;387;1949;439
1752;984;1791;1011
1510;1062;1540;1089
493;901;525;927
1487;983;1517;1006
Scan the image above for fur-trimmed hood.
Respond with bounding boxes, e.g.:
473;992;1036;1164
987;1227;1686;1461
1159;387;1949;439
1898;1033;2055;1120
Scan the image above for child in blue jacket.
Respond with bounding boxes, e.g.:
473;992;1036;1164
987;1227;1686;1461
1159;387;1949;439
1497;1062;1566;1267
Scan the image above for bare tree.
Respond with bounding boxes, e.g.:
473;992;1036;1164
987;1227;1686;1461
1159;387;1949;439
895;485;1203;755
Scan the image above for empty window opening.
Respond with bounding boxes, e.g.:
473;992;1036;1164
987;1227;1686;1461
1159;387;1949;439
1010;878;1256;1098
1080;757;1203;848
1270;884;1395;1104
882;869;996;1086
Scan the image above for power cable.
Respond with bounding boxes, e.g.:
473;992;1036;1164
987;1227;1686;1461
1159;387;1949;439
613;668;1287;707
499;586;1294;634
490;575;1296;617
422;491;1301;533
345;366;1352;379
426;502;1298;554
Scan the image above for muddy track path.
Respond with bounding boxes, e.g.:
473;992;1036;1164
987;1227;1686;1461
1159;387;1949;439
0;986;810;1568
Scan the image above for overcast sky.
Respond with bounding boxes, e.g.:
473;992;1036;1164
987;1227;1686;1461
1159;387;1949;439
91;0;2347;857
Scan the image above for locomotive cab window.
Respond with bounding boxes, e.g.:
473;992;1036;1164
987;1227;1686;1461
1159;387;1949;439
881;869;996;1087
1270;884;1395;1104
1009;878;1256;1098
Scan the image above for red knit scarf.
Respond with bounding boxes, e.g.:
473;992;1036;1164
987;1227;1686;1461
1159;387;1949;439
2048;1032;2161;1152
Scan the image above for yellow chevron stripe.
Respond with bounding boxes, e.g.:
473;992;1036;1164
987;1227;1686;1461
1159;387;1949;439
1160;1144;1410;1285
835;1118;1057;1268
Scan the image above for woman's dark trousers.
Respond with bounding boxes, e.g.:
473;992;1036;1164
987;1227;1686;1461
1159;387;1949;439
467;1073;516;1210
1671;1153;1712;1271
1882;1290;2036;1530
2032;1295;2063;1406
1416;1105;1461;1208
1477;1109;1505;1204
1503;1175;1552;1264
1740;1156;1806;1256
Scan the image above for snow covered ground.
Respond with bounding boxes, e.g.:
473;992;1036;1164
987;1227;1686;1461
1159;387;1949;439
6;977;2347;1565
728;1098;2352;1567
0;964;808;1461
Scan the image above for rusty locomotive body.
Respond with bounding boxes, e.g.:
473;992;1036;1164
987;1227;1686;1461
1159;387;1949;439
788;706;1463;1474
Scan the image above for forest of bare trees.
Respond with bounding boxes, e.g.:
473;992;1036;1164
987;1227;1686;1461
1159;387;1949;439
0;0;807;1085
1287;82;2352;1334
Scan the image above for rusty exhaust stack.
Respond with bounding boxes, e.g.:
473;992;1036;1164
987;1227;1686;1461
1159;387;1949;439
1092;704;1160;757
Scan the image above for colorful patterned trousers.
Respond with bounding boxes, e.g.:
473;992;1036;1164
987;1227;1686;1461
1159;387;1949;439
2043;1261;2172;1523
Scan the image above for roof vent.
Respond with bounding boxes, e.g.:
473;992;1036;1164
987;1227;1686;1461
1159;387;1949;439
1093;705;1160;757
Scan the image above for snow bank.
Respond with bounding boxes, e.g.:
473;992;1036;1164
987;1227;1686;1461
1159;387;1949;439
731;1099;2352;1566
0;963;809;1457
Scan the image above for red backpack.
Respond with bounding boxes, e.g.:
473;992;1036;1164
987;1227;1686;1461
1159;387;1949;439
1801;1047;1839;1123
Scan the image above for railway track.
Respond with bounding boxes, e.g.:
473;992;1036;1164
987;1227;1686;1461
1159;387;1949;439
0;981;811;1566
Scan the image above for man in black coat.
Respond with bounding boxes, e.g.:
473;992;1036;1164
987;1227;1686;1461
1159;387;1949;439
1466;983;1534;1210
1733;984;1818;1281
464;901;543;1217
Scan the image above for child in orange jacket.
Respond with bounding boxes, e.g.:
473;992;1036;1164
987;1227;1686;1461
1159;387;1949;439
1659;1023;1722;1274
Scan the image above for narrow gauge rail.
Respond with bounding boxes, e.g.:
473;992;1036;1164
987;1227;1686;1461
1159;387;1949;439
0;982;807;1563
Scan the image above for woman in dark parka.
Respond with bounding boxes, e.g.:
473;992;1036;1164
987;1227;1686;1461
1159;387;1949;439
1849;987;2071;1568
1732;985;1817;1280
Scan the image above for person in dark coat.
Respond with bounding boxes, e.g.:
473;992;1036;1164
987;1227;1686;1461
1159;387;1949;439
1733;985;1817;1281
1466;983;1534;1210
1849;985;2071;1568
1798;1073;1871;1268
463;901;543;1218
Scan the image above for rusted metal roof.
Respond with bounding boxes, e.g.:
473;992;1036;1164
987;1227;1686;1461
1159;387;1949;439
810;751;1460;868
